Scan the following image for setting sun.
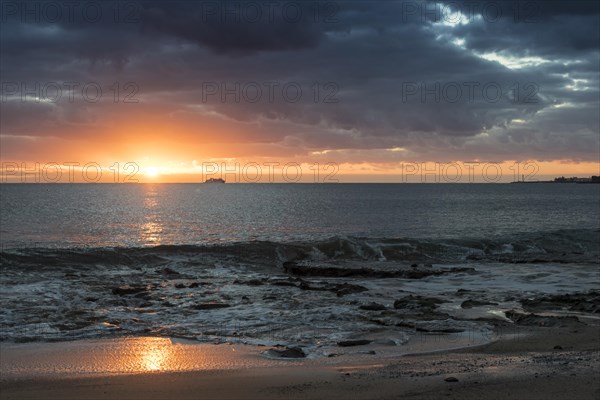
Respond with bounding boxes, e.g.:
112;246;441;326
145;166;159;178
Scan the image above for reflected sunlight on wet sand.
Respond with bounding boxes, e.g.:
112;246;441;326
0;337;268;379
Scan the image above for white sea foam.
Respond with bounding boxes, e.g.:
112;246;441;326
1;234;598;354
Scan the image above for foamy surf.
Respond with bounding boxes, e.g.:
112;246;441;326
0;231;598;357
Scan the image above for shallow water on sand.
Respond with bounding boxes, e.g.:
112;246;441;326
0;333;497;380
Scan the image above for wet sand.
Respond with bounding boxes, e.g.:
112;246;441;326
1;324;598;400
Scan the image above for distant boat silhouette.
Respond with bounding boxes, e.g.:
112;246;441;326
204;178;225;183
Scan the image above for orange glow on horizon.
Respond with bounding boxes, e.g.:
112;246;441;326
0;156;598;183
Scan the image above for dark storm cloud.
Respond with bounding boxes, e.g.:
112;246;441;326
0;0;598;163
139;1;328;54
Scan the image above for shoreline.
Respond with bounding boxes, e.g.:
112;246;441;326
0;328;497;381
1;324;598;400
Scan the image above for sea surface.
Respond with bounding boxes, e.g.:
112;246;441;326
1;183;599;355
1;183;599;248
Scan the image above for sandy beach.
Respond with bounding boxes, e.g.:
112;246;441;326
2;322;598;400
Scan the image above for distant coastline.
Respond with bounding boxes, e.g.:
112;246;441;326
511;176;600;184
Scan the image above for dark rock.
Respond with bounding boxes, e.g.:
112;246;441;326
393;295;451;320
445;377;459;382
234;278;264;286
337;339;372;347
175;283;186;289
336;283;368;297
395;310;451;321
158;267;180;275
298;280;330;291
505;310;583;327
396;320;462;332
112;284;149;296
455;288;485;296
269;277;368;297
520;291;600;314
411;263;432;269
460;299;498;309
284;262;474;279
193;302;231;310
266;347;306;358
359;302;387;311
394;295;446;310
415;326;464;333
270;279;299;287
188;282;200;288
554;345;563;350
134;292;152;300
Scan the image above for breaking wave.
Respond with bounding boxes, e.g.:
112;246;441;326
2;228;598;270
1;229;598;346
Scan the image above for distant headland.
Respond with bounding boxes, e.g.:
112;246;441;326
511;176;600;184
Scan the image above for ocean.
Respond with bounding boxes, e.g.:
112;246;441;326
1;183;599;355
2;183;599;248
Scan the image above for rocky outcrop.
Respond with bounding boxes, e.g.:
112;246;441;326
266;277;368;296
505;310;583;327
360;302;387;311
461;299;498;308
193;302;231;310
265;347;306;358
112;284;154;296
394;295;446;310
520;291;600;314
284;263;474;279
337;339;372;347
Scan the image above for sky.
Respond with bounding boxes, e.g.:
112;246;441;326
0;0;599;182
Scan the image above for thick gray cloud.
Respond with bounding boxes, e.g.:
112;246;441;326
1;0;598;164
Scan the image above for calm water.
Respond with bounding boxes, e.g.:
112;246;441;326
0;184;600;248
1;183;599;249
